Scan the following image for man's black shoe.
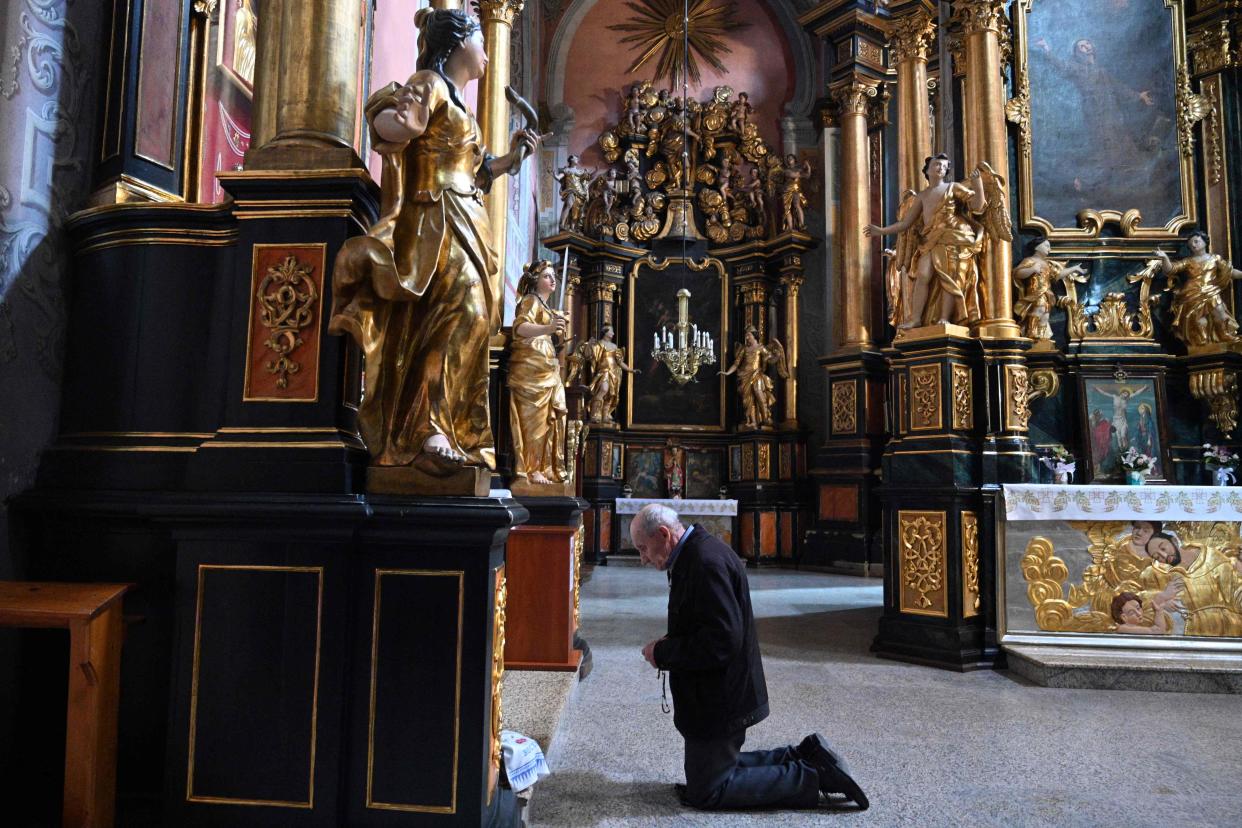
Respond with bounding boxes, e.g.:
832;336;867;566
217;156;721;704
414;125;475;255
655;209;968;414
800;734;869;811
673;783;689;806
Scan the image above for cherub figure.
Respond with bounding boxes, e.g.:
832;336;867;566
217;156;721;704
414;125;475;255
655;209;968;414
739;166;767;226
729;91;753;134
623;82;647;134
554;154;595;232
720;326;788;428
1012;237;1088;344
1154;230;1242;350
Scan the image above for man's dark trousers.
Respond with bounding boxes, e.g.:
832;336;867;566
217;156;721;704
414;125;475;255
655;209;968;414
653;524;821;810
683;731;820;809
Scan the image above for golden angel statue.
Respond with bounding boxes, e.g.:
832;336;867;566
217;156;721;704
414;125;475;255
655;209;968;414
1154;230;1242;350
574;324;640;427
720;326;787;429
233;0;257;86
328;8;540;495
1012;237;1087;344
866;154;1009;332
508;260;571;493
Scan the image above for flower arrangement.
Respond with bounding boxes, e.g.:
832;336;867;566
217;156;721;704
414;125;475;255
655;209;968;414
1119;447;1156;474
1039;445;1075;483
1202;444;1240;469
1202;443;1238;486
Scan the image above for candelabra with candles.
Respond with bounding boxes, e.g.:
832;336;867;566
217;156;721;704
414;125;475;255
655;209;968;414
652;288;716;384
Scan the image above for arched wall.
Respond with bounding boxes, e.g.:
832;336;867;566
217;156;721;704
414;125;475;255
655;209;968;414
545;0;818;167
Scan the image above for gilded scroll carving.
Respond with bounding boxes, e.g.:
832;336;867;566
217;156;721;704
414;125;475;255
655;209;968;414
257;255;319;389
1005;365;1030;432
951;364;972;431
962;511;980;617
1189;367;1238;437
831;379;858;434
899;511;947;615
910;365;941;431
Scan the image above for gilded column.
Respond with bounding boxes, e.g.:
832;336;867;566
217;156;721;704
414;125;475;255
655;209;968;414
249;0;284;150
431;1;465;8
887;4;937;195
737;281;770;342
780;272;804;428
247;0;363;169
476;0;525;312
829;77;881;350
955;0;1019;338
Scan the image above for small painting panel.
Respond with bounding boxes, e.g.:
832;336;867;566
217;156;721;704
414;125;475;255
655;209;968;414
686;451;722;499
1079;373;1169;483
243;244;326;402
135;0;186;168
626;449;663;498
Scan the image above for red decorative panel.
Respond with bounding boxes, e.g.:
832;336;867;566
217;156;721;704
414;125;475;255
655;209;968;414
759;513;777;557
739;512;755;555
780;512;793;557
135;0;185;168
600;510;612;553
243;244;327;402
818;484;860;523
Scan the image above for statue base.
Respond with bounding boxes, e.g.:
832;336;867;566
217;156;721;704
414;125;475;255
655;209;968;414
368;464;492;497
894;322;973;342
510;478;576;498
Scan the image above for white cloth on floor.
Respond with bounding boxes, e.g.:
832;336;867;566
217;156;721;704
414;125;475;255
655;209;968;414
501;730;550;791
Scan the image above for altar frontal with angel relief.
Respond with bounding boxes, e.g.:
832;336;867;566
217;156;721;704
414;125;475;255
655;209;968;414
1002;485;1242;648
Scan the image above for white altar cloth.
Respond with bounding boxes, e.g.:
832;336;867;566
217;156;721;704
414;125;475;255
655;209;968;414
1004;483;1242;522
615;498;738;516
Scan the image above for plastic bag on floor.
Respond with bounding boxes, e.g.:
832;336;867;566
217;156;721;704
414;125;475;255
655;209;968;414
500;730;550;791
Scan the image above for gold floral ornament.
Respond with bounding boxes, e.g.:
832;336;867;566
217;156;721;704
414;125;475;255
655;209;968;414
608;0;750;89
257;255;319;389
901;515;944;609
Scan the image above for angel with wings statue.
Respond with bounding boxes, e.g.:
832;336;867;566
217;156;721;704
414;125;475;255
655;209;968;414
720;326;787;429
865;154;1010;332
569;324;640;427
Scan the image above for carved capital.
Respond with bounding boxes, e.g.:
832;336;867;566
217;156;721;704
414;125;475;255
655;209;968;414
475;0;525;25
888;11;936;65
193;0;218;16
1189;20;1236;75
588;281;617;303
780;274;804;296
829;78;880;118
953;0;1007;36
738;282;768;305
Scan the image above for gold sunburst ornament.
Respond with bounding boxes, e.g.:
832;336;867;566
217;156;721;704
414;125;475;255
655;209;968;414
608;0;750;89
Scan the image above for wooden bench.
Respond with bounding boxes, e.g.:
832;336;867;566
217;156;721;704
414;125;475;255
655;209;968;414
0;581;132;828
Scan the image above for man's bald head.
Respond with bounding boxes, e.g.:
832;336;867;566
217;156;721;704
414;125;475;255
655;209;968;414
630;504;686;570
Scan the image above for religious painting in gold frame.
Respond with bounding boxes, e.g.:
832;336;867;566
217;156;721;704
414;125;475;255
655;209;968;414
1010;0;1198;241
625;256;728;431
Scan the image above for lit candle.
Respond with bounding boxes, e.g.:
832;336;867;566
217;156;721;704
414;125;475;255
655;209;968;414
653;332;658;350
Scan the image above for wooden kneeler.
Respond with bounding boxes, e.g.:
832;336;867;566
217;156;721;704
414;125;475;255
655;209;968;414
0;581;131;828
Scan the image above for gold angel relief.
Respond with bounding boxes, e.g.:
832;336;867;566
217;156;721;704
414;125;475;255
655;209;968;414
1022;521;1242;637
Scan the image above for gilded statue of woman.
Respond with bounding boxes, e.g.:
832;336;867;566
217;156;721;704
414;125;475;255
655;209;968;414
1154;230;1242;351
509;259;570;492
721;326;787;429
866;154;1007;331
329;9;539;494
579;325;639;426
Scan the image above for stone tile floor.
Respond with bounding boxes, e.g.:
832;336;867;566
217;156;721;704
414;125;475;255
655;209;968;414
531;565;1242;827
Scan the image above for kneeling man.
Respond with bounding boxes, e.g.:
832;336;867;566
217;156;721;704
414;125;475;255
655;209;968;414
631;504;868;810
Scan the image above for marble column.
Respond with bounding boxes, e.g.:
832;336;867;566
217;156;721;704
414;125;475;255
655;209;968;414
476;0;525;327
887;3;937;194
828;76;881;350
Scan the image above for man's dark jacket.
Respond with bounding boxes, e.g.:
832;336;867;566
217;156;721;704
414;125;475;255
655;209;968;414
652;524;769;739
